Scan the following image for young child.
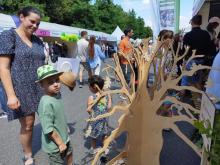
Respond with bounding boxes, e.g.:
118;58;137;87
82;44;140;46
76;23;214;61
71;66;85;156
36;65;74;165
87;75;112;154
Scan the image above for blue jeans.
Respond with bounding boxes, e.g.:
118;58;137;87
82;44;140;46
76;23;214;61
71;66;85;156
0;84;8;113
181;59;204;86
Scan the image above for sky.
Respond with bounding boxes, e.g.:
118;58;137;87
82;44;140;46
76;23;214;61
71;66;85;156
113;0;194;29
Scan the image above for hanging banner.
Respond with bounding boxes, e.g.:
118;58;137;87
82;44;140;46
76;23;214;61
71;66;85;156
159;0;175;30
192;0;206;16
35;29;50;37
51;31;62;37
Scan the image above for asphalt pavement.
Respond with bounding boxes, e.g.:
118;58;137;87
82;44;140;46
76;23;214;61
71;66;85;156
0;59;201;165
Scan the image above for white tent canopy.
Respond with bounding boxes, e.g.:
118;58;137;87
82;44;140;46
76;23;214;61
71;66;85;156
0;13;117;41
192;0;206;16
0;13;16;33
111;26;124;41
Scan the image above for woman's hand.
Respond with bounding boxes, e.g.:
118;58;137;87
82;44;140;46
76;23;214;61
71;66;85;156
7;96;20;110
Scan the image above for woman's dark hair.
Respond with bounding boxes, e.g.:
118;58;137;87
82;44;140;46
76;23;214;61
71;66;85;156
207;22;219;33
18;6;41;17
158;29;173;41
124;27;133;36
190;14;202;25
88;35;96;59
88;75;105;90
158;29;168;41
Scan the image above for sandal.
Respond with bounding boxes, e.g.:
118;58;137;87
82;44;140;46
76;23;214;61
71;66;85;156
22;155;35;165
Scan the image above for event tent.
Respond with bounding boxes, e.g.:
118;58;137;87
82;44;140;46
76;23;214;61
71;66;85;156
0;13;117;42
192;0;220;32
0;13;117;57
111;26;124;42
193;0;206;16
0;13;16;33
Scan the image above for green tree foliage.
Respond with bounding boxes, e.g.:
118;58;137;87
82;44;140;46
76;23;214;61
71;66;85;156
70;0;97;29
0;0;47;20
0;0;153;38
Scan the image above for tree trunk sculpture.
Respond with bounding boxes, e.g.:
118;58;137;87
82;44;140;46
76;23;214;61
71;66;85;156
88;39;210;165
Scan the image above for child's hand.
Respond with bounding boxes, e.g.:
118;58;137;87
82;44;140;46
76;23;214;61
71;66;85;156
58;143;67;153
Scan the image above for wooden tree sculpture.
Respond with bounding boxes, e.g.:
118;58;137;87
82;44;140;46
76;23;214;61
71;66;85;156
87;39;210;165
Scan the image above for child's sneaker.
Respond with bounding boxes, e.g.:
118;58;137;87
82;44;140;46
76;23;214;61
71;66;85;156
0;112;7;119
79;82;83;88
104;147;110;155
119;95;127;100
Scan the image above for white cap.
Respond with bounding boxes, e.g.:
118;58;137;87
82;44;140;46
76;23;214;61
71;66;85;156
209;17;220;24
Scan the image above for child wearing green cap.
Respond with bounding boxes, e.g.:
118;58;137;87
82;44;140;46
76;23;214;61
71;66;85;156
36;65;73;165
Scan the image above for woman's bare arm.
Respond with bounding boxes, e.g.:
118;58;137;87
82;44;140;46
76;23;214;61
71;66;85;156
0;56;20;110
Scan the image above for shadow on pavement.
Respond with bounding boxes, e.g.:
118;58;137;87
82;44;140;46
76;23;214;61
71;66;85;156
68;122;76;135
160;121;201;165
32;123;42;156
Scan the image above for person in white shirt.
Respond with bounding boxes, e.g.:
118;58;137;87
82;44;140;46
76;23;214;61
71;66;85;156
206;40;220;101
77;31;92;88
39;37;50;64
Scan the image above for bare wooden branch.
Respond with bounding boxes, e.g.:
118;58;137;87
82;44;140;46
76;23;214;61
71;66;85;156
170;85;203;94
162;96;200;114
175;65;211;83
133;48;141;67
105;62;129;89
91;113;129;165
177;46;189;63
185;50;200;66
174;42;181;58
170;114;195;124
91;39;206;164
86;89;132;113
87;105;129;122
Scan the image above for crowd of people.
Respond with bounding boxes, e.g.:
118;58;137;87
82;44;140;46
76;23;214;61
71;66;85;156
0;5;220;165
76;31;106;88
156;15;220;105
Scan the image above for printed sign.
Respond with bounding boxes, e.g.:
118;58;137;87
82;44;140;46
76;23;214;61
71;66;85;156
36;29;50;37
51;31;61;37
57;57;80;75
200;93;216;151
